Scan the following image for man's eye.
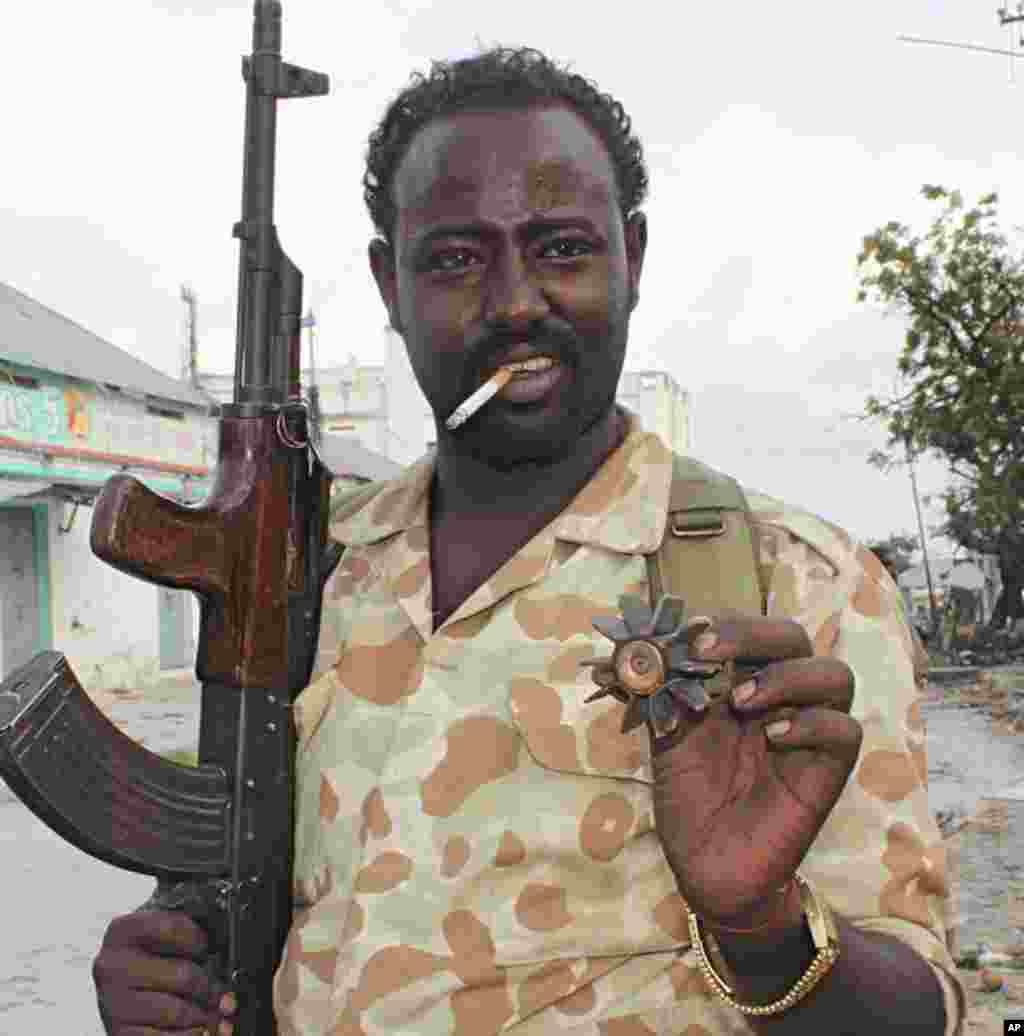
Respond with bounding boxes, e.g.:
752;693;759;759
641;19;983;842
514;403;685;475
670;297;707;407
539;238;593;260
427;249;479;273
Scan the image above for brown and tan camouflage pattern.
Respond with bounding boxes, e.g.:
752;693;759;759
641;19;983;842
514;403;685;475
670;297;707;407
274;409;965;1035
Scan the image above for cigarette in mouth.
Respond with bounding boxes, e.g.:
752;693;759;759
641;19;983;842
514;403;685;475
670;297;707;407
445;368;513;430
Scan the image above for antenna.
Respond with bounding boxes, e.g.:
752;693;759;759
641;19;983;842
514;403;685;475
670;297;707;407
998;1;1024;81
996;1;1024;30
180;283;199;387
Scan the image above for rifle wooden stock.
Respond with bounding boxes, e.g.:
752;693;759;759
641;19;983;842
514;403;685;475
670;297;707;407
92;414;297;689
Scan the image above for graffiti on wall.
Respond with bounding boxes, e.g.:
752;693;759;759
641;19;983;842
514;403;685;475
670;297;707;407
0;383;63;440
64;388;90;438
0;380;207;465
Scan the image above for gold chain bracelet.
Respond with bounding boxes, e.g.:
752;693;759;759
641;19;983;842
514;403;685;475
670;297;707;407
686;873;840;1016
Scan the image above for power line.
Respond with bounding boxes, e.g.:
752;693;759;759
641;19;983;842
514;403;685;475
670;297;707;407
896;34;1024;60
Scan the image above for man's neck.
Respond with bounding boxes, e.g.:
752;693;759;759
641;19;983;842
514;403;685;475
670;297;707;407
431;406;627;525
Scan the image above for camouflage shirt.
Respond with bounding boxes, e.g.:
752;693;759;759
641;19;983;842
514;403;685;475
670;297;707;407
274;410;965;1035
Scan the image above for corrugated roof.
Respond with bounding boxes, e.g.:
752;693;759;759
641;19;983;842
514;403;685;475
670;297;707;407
0;281;213;410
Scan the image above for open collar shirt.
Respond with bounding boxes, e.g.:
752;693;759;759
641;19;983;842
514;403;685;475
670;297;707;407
274;410;964;1036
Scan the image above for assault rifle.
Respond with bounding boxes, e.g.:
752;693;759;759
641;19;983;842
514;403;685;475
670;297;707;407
0;4;332;1032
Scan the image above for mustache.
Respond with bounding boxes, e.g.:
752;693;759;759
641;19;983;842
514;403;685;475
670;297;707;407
466;322;581;383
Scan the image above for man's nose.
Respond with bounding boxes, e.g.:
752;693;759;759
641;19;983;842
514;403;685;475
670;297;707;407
483;250;550;329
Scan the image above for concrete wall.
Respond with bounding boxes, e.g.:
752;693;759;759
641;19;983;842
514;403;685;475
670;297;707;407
617;370;691;454
385;327;434;464
0;503;48;680
46;496;163;694
318;357;391;460
200;356;401;466
0;367;215;478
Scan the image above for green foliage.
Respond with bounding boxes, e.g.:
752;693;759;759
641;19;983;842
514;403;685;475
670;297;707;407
857;186;1024;621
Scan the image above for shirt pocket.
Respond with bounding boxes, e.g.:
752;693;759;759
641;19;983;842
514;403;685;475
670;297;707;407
504;634;655;785
497;554;658;784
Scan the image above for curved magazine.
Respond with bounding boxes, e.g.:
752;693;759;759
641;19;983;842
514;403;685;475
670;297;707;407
0;652;231;879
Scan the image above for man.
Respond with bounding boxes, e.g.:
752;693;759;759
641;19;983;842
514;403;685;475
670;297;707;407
93;48;964;1035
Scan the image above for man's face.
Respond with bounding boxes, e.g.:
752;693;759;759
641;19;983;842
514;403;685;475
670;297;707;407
370;103;646;469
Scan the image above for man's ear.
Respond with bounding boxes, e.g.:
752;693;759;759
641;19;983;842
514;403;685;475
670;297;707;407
369;238;403;334
625;212;647;312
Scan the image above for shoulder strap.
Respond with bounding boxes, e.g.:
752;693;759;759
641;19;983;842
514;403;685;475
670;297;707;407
646;454;770;619
330;462;769;618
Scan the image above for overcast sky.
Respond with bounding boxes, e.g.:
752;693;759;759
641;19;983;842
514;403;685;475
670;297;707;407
4;0;1022;551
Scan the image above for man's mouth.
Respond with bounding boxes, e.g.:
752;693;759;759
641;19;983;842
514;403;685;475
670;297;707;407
502;355;557;378
492;354;566;404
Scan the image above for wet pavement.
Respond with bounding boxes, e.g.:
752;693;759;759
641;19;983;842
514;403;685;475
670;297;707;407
923;699;1024;955
0;691;200;1035
0;677;1021;1033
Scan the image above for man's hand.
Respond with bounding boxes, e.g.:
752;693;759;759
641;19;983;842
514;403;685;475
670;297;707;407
93;909;236;1036
650;615;859;927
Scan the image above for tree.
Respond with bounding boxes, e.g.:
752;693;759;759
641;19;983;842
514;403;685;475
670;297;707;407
857;185;1024;627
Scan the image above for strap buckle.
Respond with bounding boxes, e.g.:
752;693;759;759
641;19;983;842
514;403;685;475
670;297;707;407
669;512;726;538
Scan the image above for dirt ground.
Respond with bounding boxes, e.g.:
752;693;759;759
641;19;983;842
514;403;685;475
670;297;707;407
959;967;1023;1033
926;669;1024;1033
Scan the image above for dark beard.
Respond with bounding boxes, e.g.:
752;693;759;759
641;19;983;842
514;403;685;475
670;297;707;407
440;377;618;472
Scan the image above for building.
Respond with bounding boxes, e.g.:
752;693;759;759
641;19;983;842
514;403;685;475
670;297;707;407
898;553;1001;628
616;369;691;454
0;281;217;688
197;359;401;492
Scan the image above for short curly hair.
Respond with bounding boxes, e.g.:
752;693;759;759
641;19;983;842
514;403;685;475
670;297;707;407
364;46;648;244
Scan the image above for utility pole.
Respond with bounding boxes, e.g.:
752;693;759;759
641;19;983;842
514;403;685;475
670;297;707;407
906;449;941;641
180;283;199;388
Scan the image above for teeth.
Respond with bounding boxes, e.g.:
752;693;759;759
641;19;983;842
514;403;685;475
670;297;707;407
504;357;556;374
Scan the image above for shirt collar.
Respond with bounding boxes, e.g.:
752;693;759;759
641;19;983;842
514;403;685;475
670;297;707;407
328;406;674;556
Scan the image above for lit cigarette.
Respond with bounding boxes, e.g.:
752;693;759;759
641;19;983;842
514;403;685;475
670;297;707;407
445;368;513;430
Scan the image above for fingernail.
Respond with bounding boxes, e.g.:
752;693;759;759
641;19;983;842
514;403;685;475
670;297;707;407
693;632;718;654
733;680;757;706
220;993;237;1015
765;719;791;739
